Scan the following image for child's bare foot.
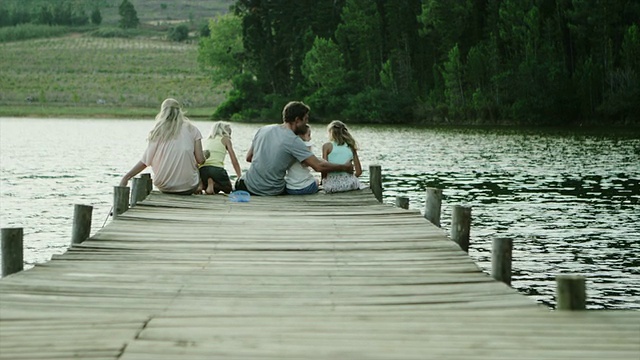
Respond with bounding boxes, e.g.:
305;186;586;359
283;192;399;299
205;178;216;195
194;183;203;195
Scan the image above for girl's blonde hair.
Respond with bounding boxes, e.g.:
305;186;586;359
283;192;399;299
327;120;358;151
148;98;189;142
208;121;232;139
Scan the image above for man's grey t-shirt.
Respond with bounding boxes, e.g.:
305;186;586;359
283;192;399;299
245;124;313;195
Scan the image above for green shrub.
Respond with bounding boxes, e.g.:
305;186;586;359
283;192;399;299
213;73;265;119
90;27;131;38
0;24;69;42
343;87;414;123
168;24;189;42
90;9;102;25
118;0;139;29
199;22;210;38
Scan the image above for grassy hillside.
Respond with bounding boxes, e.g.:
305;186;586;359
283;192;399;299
106;0;234;25
1;0;235;27
0;0;234;118
0;35;226;117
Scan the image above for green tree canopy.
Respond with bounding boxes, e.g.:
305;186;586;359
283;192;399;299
200;0;640;126
198;13;245;86
90;8;102;25
302;37;346;89
118;0;139;29
168;24;189;42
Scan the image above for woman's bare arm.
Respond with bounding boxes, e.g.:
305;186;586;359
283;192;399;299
194;139;206;165
119;161;147;187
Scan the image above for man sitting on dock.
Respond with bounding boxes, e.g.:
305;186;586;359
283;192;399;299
235;101;352;196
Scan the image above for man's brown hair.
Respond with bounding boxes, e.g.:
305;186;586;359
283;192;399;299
282;101;310;123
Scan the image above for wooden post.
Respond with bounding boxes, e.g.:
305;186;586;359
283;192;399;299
1;228;24;277
113;186;130;218
71;204;93;245
451;205;471;252
395;196;409;209
140;173;152;195
556;275;586;310
369;165;382;203
491;238;512;286
423;188;442;227
130;177;147;207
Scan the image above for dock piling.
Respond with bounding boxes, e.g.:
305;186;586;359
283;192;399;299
130;177;147;207
1;228;24;277
140;173;152;195
423;188;442;227
113;186;130;218
71;204;93;245
369;165;382;203
491;237;512;286
556;275;586;310
451;205;472;252
395;196;409;209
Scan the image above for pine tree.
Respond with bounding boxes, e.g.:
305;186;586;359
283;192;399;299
91;8;102;25
119;0;139;29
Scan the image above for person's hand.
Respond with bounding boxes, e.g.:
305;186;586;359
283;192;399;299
119;177;129;187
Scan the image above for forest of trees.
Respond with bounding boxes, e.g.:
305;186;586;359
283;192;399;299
0;1;93;27
199;0;640;126
0;0;142;29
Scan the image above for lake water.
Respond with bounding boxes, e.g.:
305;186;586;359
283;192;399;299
1;117;639;310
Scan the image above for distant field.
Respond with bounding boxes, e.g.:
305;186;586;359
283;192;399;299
0;35;226;116
99;0;235;28
1;0;235;27
123;0;234;24
0;0;234;117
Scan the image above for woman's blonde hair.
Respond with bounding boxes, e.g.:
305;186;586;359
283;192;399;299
208;121;232;139
327;120;358;151
147;98;189;142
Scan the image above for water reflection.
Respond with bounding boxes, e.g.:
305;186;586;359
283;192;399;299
363;125;639;310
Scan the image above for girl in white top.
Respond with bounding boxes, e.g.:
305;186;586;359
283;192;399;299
119;98;206;195
285;124;319;194
321;120;362;193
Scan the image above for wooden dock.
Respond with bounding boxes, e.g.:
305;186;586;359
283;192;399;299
1;189;638;359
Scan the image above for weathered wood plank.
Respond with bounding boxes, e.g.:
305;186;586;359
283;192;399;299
1;189;638;359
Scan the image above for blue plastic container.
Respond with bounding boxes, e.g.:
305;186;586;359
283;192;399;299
229;190;251;202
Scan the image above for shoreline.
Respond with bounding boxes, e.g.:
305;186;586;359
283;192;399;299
2;105;639;130
0;105;215;120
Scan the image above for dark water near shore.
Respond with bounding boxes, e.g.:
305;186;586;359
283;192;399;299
1;118;638;310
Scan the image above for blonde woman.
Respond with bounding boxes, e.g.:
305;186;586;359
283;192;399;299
199;121;242;194
119;98;206;195
321;120;362;193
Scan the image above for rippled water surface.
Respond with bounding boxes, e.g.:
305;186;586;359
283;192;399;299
1;118;639;309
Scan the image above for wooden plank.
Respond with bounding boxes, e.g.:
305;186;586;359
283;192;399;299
1;189;638;360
